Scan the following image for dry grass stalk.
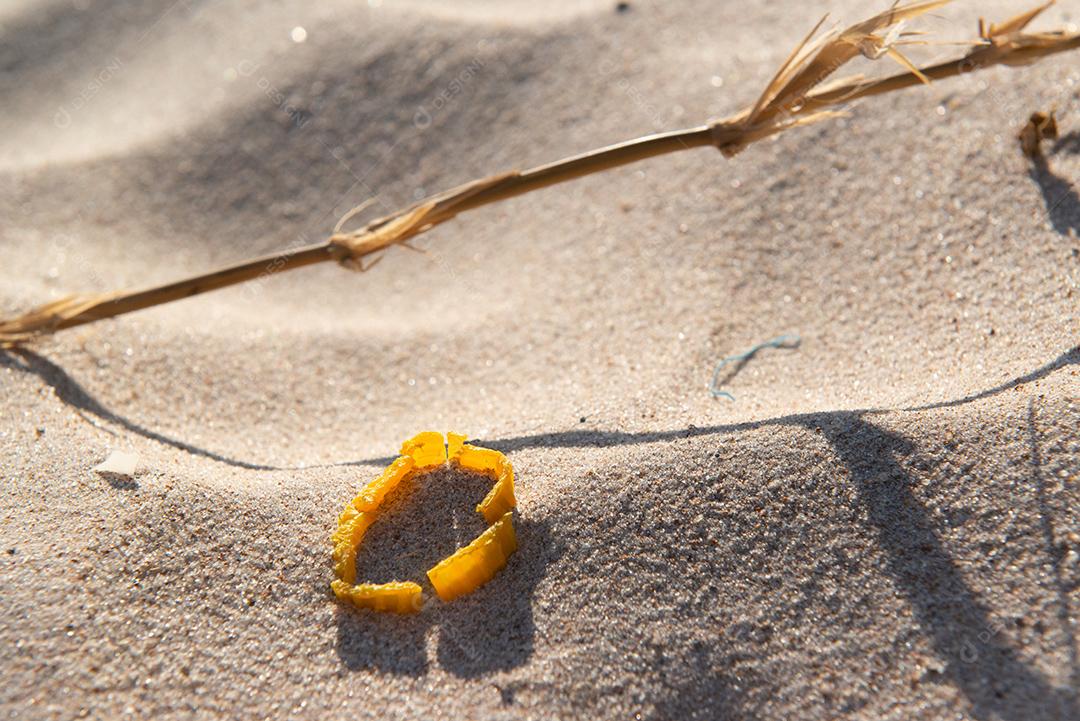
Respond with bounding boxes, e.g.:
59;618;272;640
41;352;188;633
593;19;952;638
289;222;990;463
1019;109;1059;156
2;0;1078;347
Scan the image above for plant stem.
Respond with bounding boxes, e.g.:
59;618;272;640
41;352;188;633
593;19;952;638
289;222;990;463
2;2;1077;346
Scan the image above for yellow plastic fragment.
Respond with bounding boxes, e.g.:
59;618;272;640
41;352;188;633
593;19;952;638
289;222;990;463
451;441;518;524
353;455;415;512
453;443;504;477
447;431;466;460
337;503;360;527
331;579;423;614
426;512;517;602
330;578;353;603
477;463;517;524
332;542;357;584
400;431;447;468
331;511;376;584
332;510;376;547
332;432;520;612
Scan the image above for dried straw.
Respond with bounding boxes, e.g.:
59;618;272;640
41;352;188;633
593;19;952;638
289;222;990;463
1019;109;1059;156
2;1;1077;347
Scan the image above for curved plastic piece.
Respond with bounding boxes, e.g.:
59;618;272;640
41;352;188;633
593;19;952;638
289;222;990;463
450;441;518;524
426;512;517;602
337;503;360;528
477;462;517;524
400;431;447;468
452;443;503;476
331;579;423;614
332;543;357;585
332;432;520;612
353;456;415;512
447;431;466;460
331;511;376;585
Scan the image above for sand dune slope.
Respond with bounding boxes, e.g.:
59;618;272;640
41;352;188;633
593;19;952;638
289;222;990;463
1;0;1078;718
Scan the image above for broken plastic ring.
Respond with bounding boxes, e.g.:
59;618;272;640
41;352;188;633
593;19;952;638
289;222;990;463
330;431;518;613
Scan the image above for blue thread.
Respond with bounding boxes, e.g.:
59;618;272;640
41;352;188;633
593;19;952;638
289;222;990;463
709;334;801;400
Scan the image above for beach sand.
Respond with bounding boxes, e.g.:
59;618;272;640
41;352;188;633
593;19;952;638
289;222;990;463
1;0;1078;718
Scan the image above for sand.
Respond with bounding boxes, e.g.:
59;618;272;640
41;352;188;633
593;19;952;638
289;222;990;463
1;0;1079;718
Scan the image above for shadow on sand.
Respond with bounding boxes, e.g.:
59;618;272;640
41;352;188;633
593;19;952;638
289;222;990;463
810;411;1077;720
0;348;370;472
4;343;1078;713
1028;141;1080;237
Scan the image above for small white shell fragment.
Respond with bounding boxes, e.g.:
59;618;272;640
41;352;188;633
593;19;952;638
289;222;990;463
94;450;139;476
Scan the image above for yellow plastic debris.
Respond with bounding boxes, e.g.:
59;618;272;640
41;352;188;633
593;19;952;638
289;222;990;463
331;432;519;613
331;579;423;614
426;512;518;602
400;431;447;468
451;441;518;523
332;509;376;547
447;431;466;460
452;443;503;476
353;456;415;512
477;463;517;524
332;542;357;584
337;503;360;528
331;511;376;584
